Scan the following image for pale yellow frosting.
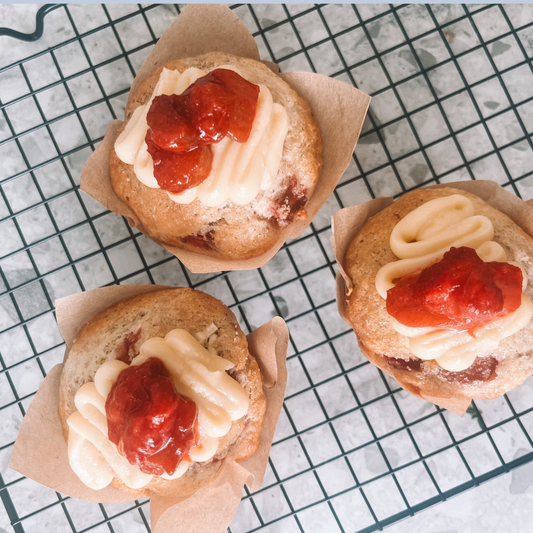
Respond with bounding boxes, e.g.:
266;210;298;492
114;66;288;207
66;327;249;490
375;195;533;371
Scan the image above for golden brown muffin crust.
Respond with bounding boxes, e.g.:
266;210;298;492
110;52;323;260
59;288;266;497
344;187;533;400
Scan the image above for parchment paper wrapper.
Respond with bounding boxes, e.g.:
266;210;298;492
10;284;289;533
331;180;533;416
80;4;370;274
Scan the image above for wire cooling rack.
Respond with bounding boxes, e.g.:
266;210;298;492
1;4;533;533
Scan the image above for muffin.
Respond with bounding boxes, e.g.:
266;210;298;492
343;187;533;402
110;52;322;261
59;288;266;498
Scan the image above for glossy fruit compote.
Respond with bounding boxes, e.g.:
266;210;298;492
106;357;197;476
387;246;523;330
145;69;259;194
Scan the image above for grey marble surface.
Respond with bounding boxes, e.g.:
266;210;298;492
1;4;533;533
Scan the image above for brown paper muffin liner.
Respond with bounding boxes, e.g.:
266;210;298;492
331;180;533;416
10;284;289;533
80;4;370;273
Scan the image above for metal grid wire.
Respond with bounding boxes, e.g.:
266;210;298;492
1;3;533;533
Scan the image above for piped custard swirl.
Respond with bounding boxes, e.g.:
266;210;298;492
375;195;533;372
115;66;288;207
66;327;249;490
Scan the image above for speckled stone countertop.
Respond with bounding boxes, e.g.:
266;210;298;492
1;4;533;533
